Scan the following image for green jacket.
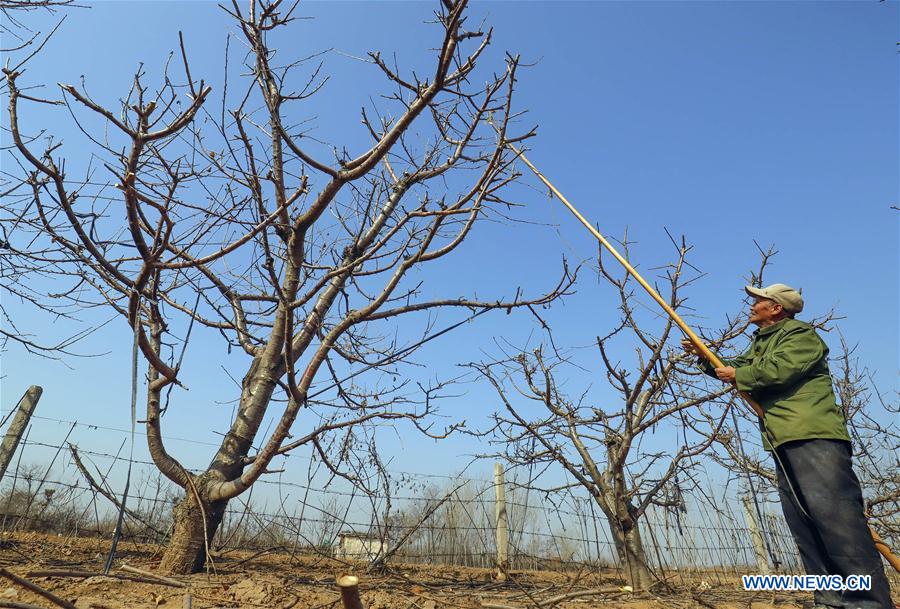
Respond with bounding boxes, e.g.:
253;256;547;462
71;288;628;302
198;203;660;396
700;318;850;450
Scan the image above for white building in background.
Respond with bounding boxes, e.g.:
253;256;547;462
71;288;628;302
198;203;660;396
334;531;384;562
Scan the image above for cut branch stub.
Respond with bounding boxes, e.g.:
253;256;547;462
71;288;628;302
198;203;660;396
336;574;364;609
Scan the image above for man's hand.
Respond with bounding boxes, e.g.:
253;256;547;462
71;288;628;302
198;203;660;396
680;339;703;355
715;366;736;383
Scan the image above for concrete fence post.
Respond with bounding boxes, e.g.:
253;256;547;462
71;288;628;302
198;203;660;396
0;386;42;481
742;495;771;575
494;462;508;580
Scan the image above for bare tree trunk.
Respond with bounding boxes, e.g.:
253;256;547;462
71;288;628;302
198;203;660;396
153;357;266;574
607;517;653;590
599;492;654;591
158;491;228;574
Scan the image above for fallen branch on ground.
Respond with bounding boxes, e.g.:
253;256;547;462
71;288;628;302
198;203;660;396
0;568;78;609
118;564;186;588
0;601;55;609
480;585;632;609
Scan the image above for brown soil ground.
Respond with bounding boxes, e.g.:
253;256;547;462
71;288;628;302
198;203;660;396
0;532;856;609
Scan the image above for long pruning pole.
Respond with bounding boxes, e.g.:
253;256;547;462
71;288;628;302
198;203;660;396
511;146;765;411
507;143;900;574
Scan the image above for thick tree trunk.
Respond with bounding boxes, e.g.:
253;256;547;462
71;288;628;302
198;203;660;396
598;489;654;591
158;491;228;574
156;361;275;575
607;517;654;591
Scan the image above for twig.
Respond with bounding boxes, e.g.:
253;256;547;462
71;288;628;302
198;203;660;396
481;585;630;609
25;570;96;578
691;592;719;609
0;568;78;609
118;564;186;588
371;482;466;569
223;547;282;569
69;445;167;539
539;587;630;607
25;569;183;588
0;601;55;609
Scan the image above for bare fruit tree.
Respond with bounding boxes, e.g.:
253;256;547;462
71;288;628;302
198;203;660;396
832;341;900;542
472;236;754;590
2;0;571;574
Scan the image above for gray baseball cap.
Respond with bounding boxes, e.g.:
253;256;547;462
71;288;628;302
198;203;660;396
745;283;803;314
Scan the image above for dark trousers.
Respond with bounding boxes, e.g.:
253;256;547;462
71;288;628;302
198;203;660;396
775;439;894;609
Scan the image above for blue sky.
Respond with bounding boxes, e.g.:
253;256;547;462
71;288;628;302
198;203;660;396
1;2;897;496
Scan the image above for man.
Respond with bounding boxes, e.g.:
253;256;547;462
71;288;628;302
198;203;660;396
682;283;893;609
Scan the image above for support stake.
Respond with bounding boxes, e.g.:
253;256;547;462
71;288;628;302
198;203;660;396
741;495;770;575
0;387;42;481
494;462;509;581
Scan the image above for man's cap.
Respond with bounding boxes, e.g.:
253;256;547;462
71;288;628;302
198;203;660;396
745;283;803;314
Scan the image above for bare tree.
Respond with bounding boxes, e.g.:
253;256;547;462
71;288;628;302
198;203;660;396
473;235;743;590
2;0;572;573
834;341;900;541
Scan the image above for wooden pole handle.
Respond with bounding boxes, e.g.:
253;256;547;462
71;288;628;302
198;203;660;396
869;526;900;573
511;144;765;419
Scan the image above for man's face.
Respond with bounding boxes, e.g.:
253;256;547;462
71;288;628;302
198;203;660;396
749;297;783;327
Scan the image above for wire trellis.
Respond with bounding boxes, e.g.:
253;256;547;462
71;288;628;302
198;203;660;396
0;430;824;585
